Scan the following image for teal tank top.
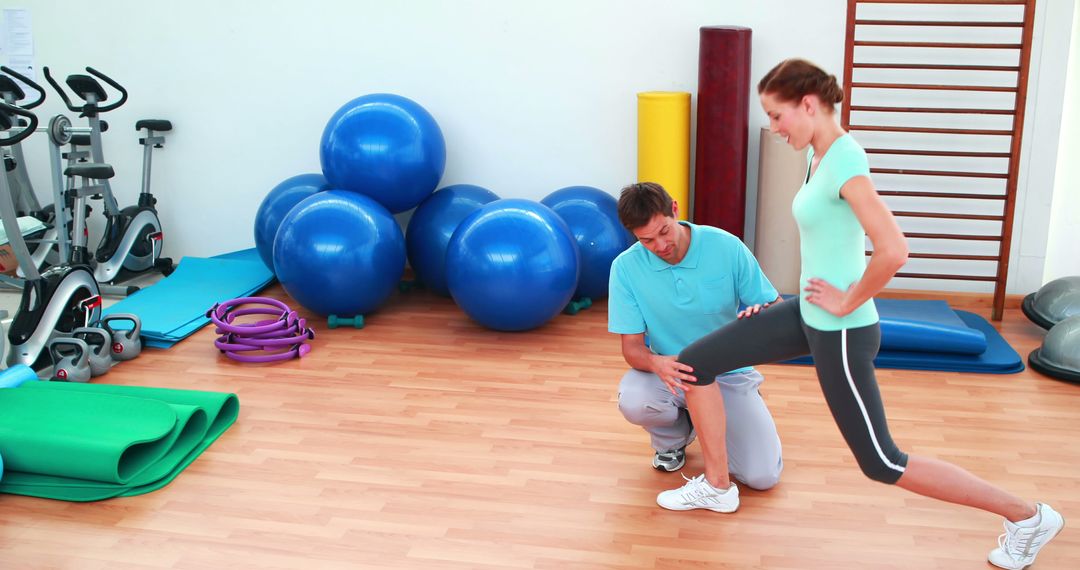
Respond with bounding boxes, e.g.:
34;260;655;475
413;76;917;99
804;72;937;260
791;133;879;331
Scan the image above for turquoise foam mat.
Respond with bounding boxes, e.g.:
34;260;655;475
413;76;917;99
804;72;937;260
104;249;274;348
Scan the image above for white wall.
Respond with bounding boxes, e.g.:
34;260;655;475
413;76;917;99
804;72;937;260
1043;0;1080;283
4;0;1075;294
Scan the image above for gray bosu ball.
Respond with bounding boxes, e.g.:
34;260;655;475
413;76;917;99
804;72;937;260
1021;276;1080;330
1029;314;1080;383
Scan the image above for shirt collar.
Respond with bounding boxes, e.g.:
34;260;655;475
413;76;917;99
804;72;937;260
646;221;700;271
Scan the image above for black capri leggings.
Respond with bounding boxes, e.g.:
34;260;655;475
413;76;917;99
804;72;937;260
678;298;909;484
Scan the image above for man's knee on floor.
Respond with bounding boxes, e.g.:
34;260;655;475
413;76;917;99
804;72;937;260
739;468;782;491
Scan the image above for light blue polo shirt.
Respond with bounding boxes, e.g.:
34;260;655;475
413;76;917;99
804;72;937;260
608;222;778;373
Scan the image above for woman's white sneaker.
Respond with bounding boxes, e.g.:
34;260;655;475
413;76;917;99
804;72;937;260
988;503;1065;570
656;473;739;513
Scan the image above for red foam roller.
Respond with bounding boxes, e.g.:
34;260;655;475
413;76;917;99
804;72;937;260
693;26;752;238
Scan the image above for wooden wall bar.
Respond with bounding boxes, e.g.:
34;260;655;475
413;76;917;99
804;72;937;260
841;0;1037;320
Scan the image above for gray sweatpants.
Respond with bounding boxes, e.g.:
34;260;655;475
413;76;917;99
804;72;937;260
617;368;784;490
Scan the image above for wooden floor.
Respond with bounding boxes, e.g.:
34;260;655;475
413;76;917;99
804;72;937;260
1;285;1077;569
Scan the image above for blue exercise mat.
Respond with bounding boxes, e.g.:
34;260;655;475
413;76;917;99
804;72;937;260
876;299;987;355
103;249;275;348
783;310;1023;374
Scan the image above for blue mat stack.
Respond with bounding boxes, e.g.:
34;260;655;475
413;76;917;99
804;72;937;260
103;249;274;348
782;299;1024;374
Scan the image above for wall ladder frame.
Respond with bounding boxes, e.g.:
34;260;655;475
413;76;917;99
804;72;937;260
842;0;1037;320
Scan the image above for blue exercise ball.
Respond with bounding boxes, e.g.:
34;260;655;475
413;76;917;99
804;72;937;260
319;94;446;214
446;199;580;331
541;185;634;300
406;184;500;296
254;173;331;271
273;190;406;316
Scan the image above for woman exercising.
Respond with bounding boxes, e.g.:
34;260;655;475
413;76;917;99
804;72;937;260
660;58;1063;569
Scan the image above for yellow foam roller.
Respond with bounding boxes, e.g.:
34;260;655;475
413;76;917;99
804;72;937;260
637;92;691;220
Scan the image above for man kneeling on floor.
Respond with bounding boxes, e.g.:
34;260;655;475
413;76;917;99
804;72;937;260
608;182;784;512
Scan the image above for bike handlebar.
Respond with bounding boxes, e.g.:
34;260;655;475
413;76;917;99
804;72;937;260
42;66;129;116
86;67;128;113
0;101;39;146
0;65;45;109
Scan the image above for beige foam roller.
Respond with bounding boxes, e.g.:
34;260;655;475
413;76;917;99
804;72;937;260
754;128;808;295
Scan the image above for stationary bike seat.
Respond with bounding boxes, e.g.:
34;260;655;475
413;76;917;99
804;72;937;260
135;119;172;132
64;163;115;180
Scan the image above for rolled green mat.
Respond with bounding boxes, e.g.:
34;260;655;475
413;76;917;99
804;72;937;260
0;382;238;502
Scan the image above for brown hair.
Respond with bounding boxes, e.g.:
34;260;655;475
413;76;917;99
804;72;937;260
617;182;673;230
757;58;844;108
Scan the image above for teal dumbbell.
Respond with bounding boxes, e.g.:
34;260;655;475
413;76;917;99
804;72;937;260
563;297;593;315
328;314;364;329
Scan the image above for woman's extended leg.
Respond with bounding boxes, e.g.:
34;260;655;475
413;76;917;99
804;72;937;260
804;322;1061;570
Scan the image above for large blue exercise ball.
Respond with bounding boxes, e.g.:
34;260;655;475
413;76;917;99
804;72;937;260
319;94;446;214
406;184;500;296
541;185;634;300
273;190;406;316
254;173;331;271
446;199;580;331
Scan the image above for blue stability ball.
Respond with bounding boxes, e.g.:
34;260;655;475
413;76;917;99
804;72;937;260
273;190;406;316
254;173;331;270
319;94;446;214
406;184;500;296
446;199;580;332
541;186;634;300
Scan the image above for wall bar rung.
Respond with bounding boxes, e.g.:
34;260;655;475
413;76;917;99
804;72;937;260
851;104;1015;114
892;211;1005;221
864;148;1012;158
853;63;1021;71
877;190;1007;200
872;168;1008;179
904;232;1002;241
867;251;1003;261
852;82;1017;92
855;0;1027;5
851;124;1013;135
854;40;1023;49
895;272;999;281
854;19;1023;27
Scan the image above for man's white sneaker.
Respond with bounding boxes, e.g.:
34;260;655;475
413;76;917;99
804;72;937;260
988;503;1065;570
656;473;739;513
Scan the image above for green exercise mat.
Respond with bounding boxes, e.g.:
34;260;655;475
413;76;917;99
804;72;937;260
0;382;238;502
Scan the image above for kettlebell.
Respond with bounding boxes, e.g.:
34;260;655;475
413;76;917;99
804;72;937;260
99;313;143;361
48;337;92;383
72;326;114;376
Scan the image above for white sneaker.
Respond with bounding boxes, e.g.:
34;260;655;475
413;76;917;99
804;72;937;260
656;473;739;513
988;503;1065;569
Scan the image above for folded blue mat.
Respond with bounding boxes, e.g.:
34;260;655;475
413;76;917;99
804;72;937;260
104;249;275;348
876;299;987;355
783;310;1023;374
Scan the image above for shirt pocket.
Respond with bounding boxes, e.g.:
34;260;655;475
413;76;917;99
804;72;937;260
699;276;734;315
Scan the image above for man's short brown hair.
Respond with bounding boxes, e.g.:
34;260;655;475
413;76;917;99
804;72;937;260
617;182;673;231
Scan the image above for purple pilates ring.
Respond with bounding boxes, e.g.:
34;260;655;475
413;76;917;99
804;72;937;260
207;296;314;363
